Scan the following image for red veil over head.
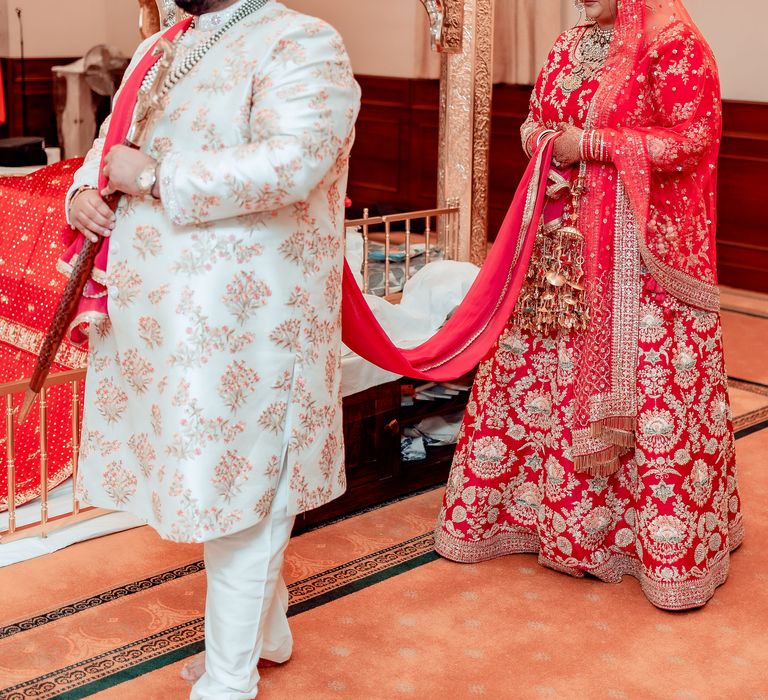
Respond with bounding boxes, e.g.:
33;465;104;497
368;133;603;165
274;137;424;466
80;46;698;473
572;0;722;472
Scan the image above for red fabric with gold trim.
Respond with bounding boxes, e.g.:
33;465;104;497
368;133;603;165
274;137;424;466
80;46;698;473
0;160;85;510
520;0;723;473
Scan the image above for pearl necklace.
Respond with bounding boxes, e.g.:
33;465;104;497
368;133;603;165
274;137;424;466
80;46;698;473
140;0;269;102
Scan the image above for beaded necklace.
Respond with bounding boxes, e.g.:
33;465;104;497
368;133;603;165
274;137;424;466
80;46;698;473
139;0;269;102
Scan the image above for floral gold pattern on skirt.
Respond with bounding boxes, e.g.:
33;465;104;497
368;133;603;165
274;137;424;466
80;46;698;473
435;277;743;610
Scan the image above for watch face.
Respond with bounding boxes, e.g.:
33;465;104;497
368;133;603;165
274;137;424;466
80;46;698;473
137;166;156;193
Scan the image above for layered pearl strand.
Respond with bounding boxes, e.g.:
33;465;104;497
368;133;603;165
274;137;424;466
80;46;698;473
140;0;269;102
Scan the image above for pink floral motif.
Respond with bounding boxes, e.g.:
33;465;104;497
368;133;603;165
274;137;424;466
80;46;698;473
152;492;163;524
170;287;255;368
269;319;302;352
325;350;338;393
102;460;138;505
133;225;162;259
121;349;154;394
324;267;342;310
138;316;164;350
95;377;128;424
218;360;260;412
272;38;306;65
148;284;170;305
151;404;162;437
189;193;221;222
83;429;122;457
264;455;281;479
319;433;341;480
172;233;264;276
108;261;142;308
222;272;271;325
254;488;276;519
128;433;157;478
259;401;287;434
212;450;253;502
251;109;279;142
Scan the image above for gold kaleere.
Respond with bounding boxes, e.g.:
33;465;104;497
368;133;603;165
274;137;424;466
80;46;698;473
514;167;590;335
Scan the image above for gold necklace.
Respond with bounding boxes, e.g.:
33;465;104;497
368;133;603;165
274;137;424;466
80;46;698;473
560;24;614;94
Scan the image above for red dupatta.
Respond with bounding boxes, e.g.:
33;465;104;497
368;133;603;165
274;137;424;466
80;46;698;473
566;0;722;472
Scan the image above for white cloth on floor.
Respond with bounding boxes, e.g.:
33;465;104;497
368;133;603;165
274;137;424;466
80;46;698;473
190;466;295;700
415;411;465;446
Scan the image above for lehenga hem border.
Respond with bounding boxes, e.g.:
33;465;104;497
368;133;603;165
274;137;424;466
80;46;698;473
433;517;744;611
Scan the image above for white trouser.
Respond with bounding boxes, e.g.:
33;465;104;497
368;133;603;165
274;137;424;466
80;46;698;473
190;467;295;700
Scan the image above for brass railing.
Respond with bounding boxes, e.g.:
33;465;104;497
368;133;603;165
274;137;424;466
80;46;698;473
346;203;461;298
0;368;110;544
0;204;462;545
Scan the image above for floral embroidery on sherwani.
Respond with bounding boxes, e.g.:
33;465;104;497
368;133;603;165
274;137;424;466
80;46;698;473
68;2;360;543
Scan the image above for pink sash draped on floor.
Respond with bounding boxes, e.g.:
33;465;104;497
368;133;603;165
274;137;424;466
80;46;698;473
342;137;556;380
59;18;556;381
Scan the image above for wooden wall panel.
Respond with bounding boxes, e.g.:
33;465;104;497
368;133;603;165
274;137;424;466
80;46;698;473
0;57;77;146
716;101;768;294
347;76;440;218
349;76;768;295
487;85;530;239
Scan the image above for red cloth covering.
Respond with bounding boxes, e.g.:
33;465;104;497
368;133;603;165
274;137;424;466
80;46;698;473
0;160;85;510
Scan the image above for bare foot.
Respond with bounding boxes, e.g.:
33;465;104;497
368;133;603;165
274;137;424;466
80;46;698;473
180;651;206;683
180;652;291;683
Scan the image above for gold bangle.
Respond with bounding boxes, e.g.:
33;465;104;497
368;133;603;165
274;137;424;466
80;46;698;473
70;185;96;205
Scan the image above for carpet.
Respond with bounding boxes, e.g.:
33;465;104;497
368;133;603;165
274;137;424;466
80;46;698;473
1;299;767;700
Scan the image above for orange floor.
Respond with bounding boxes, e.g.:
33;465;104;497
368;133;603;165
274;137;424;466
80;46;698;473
1;293;767;699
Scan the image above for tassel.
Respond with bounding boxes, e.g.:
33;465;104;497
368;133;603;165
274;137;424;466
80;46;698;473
602;427;635;448
573;447;624;477
574;416;637;476
590;415;636;438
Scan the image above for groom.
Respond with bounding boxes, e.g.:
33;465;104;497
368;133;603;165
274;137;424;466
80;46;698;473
66;0;360;697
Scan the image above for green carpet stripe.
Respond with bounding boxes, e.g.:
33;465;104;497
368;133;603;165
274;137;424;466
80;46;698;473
0;542;441;698
51;641;206;700
735;419;768;441
288;550;440;617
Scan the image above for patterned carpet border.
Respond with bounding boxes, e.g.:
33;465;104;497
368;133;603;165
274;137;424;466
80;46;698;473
721;305;768;320
0;562;206;641
728;376;768;434
0;534;438;699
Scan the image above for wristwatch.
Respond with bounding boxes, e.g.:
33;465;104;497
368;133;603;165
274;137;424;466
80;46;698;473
136;162;158;196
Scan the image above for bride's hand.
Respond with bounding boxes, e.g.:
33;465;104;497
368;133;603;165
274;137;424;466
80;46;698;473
552;123;583;168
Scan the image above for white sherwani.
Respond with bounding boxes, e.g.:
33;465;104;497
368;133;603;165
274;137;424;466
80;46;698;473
69;0;361;543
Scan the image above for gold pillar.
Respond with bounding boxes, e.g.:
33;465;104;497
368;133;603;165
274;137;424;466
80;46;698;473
435;0;495;265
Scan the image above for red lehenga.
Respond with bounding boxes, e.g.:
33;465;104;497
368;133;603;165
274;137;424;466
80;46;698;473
435;1;743;610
